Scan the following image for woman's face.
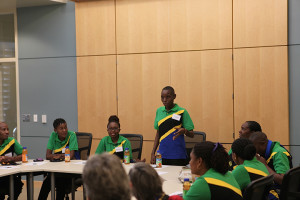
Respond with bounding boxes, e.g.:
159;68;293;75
189;151;201;175
107;122;120;140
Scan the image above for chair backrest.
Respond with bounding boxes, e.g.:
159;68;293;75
120;134;143;160
76;132;93;160
185;131;206;160
243;175;274;200
280;166;300;200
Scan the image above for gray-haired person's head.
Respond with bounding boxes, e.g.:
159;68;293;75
82;153;131;200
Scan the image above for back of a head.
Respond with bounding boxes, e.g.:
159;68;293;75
83;154;131;200
246;121;262;132
249;131;268;145
129;162;163;200
192;141;229;174
232;138;256;160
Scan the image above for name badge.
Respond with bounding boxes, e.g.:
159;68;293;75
62;148;66;153
172;114;181;121
4;152;12;157
115;146;123;152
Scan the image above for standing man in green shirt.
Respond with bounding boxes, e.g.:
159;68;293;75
0;122;23;200
151;86;194;166
38;118;78;200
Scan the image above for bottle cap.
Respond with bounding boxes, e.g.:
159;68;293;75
66;146;69;148
125;148;129;150
23;147;27;149
184;178;189;182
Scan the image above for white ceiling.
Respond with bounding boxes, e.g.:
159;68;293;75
0;0;67;11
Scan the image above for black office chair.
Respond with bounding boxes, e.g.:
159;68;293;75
185;131;206;161
120;134;143;160
243;175;274;200
76;132;93;160
280;166;300;200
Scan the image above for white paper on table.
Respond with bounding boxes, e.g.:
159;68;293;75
151;164;169;169
157;171;168;175
0;165;20;169
25;162;46;166
169;191;183;196
74;161;86;165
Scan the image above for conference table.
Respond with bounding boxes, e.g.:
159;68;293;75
0;160;184;200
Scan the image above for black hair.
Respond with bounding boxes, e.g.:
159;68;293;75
232;138;256;160
249;131;268;145
162;86;175;95
107;115;120;128
246;121;262;132
192;141;229;174
53;118;66;129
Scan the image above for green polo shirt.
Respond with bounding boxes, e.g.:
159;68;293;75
267;141;291;174
0;137;23;156
47;131;78;153
232;157;269;191
95;135;132;159
185;168;242;200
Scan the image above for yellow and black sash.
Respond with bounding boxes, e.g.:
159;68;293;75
0;139;15;156
158;110;184;143
204;177;243;200
245;166;268;181
109;140;126;154
54;135;71;154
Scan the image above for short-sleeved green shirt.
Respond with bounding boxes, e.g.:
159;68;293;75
267;141;291;174
232;157;269;191
185;168;242;200
95;135;132;159
47;131;78;153
0;137;23;156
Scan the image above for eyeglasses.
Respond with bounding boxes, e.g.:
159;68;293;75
107;127;120;131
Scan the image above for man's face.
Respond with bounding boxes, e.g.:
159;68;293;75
239;122;252;138
161;89;176;108
0;123;9;140
55;123;68;140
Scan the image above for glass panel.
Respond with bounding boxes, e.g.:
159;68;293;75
0;62;16;137
0;14;15;58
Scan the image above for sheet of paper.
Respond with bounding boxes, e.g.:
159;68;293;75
74;161;86;165
151;164;169;169
157;171;168;175
25;162;46;166
0;165;20;169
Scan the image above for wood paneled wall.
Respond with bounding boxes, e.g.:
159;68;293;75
75;0;288;161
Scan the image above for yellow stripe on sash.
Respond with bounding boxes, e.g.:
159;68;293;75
266;152;277;164
54;135;71;153
159;124;182;143
270;190;279;198
109;140;126;154
283;151;290;157
0;139;15;156
204;177;242;197
158;110;184;127
245;167;268;177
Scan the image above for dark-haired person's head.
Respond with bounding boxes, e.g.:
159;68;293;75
249;132;268;156
129;162;164;200
231;138;256;165
83;153;131;200
190;141;229;176
239;121;262;139
53;118;68;140
107;115;120;141
161;86;176;110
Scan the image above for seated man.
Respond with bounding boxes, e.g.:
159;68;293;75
249;132;292;187
38;118;78;200
82;153;131;200
0;122;23;200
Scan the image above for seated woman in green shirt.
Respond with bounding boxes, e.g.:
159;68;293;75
95;115;133;161
184;141;242;200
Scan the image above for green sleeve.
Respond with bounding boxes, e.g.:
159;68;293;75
14;139;23;155
232;166;251;191
273;152;290;174
184;178;211;200
69;132;78;151
182;109;194;131
95;138;106;154
154;109;159;130
47;132;55;150
123;138;133;159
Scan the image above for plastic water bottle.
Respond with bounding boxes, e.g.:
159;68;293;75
124;148;130;164
22;147;28;163
156;151;162;168
183;178;191;198
65;146;70;162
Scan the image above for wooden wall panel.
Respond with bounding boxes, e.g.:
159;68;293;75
170;50;234;143
117;53;170;140
233;0;287;48
116;0;169;54
141;140;154;164
234;46;289;144
169;0;232;51
75;0;116;56
77;55;117;139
